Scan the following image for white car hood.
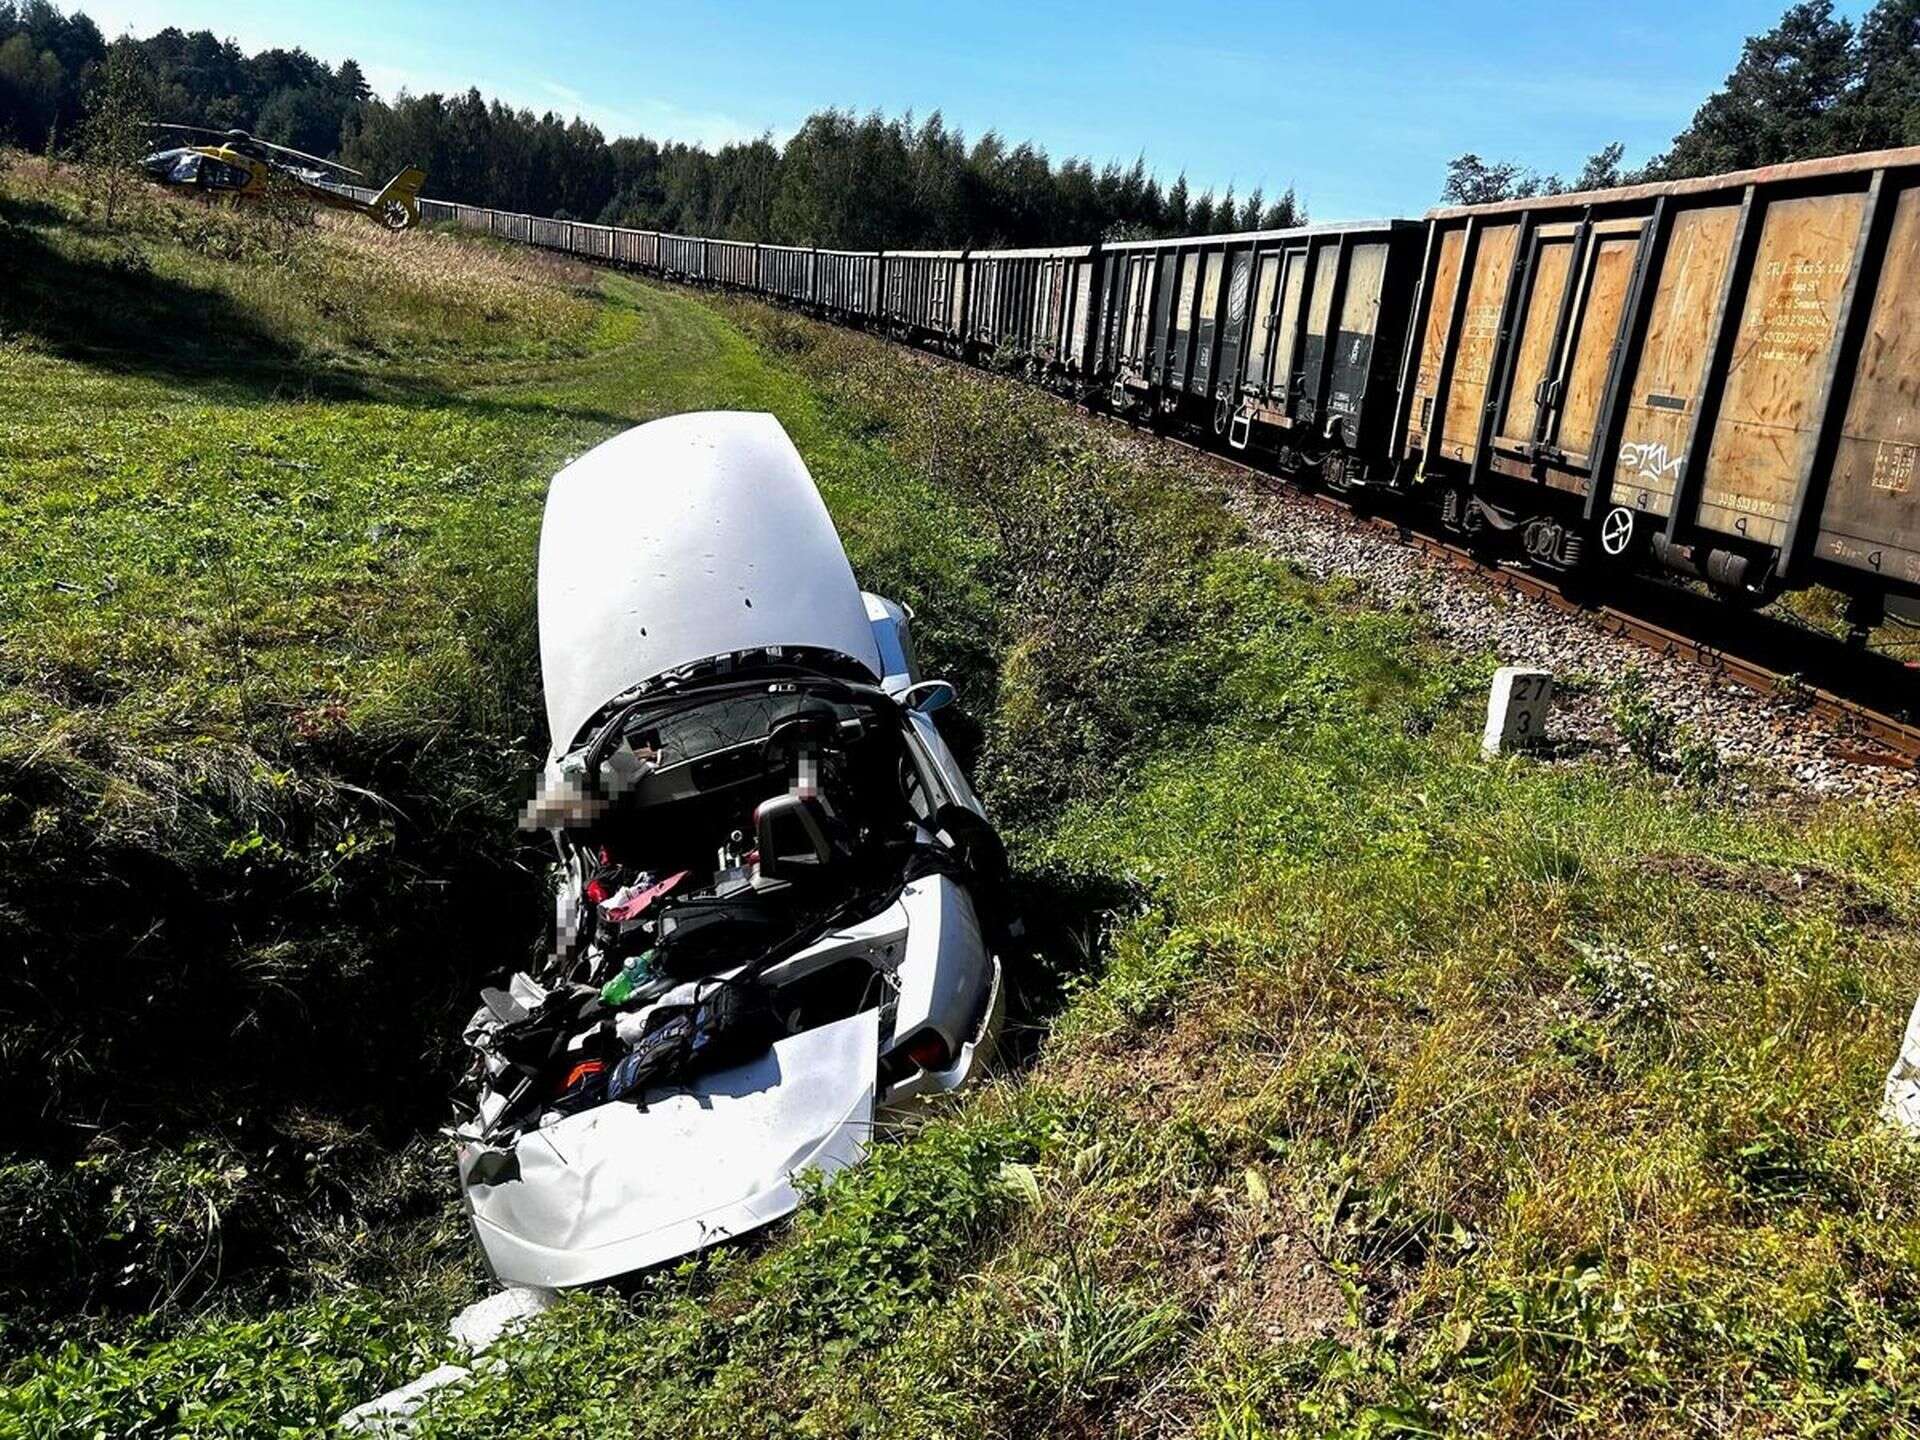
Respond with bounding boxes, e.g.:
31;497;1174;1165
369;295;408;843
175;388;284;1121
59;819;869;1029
462;1012;878;1289
537;412;885;756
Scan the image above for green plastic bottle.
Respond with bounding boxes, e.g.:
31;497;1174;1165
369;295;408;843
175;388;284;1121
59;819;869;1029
600;950;656;1007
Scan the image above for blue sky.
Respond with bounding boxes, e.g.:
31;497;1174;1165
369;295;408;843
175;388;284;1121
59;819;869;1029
82;0;1843;218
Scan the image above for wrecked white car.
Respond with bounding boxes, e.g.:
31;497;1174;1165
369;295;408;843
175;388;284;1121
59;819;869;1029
453;411;1008;1289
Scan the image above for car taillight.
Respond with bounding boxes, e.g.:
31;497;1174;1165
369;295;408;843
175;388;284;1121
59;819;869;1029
881;1029;954;1087
905;1031;950;1072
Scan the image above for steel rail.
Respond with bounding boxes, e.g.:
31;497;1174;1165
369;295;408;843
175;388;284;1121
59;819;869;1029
1095;412;1920;767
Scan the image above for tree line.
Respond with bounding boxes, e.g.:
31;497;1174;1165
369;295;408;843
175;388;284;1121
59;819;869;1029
0;1;370;158
337;101;1307;246
1443;0;1920;203
6;0;1918;240
0;0;1302;245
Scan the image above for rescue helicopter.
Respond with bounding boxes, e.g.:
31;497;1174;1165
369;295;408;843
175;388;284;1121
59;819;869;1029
139;123;427;230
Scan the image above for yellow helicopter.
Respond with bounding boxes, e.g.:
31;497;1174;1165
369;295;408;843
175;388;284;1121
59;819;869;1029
140;124;427;230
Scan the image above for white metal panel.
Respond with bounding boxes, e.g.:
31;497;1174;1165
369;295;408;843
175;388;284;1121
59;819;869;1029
537;412;884;755
463;1012;878;1287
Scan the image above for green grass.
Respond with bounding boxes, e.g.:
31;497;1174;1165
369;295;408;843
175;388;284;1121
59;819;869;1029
0;153;980;1353
4;150;1919;1439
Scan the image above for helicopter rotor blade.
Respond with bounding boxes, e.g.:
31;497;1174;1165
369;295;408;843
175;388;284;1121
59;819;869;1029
145;121;366;178
252;137;364;178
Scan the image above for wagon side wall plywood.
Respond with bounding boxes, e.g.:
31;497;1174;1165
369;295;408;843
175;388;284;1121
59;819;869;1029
1603;204;1740;517
1697;190;1866;547
1438;222;1519;464
1818;182;1920;588
1328;242;1389;424
1405;227;1467;456
1498;238;1575;446
1555;232;1641;463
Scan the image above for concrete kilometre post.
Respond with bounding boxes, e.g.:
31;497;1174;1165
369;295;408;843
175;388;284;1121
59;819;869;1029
1482;666;1553;758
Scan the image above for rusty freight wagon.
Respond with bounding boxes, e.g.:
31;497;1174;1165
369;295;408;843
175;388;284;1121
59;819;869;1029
1397;145;1920;616
1099;224;1421;485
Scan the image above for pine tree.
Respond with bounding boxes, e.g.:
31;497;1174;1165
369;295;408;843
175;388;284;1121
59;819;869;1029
1655;1;1857;176
1843;0;1920;149
1164;172;1190;232
1261;186;1305;229
335;57;370;103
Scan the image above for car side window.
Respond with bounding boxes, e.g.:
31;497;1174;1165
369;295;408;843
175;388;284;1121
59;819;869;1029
900;753;933;822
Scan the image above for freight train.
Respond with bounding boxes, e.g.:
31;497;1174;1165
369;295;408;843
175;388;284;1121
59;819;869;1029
363;144;1920;640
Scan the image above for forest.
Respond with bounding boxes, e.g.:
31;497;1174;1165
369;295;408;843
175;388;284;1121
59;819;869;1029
0;0;1301;245
2;0;1919;245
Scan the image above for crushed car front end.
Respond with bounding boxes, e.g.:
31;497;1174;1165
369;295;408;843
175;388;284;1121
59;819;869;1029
452;412;1008;1289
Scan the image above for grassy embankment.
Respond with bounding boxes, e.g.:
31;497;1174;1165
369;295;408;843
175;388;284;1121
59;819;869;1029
4;152;1918;1437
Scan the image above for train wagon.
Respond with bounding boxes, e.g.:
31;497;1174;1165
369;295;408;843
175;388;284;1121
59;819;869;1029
415;198;473;229
659;234;705;279
529;216;570;250
880;250;967;347
707;239;758;289
1101;233;1227;416
1230;223;1421;481
612;228;660;269
815;249;881;320
964;246;1098;377
1398;144;1920;613
572;223;615;262
760;244;816;305
1097;225;1420;477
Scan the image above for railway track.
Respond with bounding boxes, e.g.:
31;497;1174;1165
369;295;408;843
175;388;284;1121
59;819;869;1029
848;324;1920;768
727;293;1920;769
732;291;1920;772
1110;415;1920;768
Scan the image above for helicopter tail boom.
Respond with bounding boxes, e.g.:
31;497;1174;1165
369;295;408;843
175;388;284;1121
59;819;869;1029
371;167;427;229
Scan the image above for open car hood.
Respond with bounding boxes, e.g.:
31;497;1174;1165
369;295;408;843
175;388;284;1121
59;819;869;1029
537;412;885;757
462;1011;877;1289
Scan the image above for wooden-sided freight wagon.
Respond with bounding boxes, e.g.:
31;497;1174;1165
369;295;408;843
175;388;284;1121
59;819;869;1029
1397;145;1920;622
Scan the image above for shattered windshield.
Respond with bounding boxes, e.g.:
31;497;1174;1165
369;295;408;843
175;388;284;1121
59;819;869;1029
639;690;799;769
606;681;875;794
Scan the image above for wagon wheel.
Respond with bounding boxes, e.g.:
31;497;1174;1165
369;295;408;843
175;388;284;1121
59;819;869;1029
1599;505;1637;559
